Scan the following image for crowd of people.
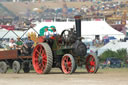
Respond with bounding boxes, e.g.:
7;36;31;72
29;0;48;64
0;0;128;29
24;1;128;21
1;36;34;55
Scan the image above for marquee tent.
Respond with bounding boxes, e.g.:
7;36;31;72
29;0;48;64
97;41;128;56
28;21;125;40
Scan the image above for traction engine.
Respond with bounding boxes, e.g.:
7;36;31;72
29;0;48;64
32;15;99;74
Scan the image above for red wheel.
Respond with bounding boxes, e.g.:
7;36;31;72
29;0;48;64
85;54;99;73
61;54;75;74
32;43;53;74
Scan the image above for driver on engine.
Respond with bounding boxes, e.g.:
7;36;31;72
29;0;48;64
49;25;57;39
49;25;57;37
40;26;57;39
44;26;51;39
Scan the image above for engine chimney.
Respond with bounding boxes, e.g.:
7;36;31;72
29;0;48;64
74;15;81;38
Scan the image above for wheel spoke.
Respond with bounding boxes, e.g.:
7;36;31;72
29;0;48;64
43;57;47;63
65;67;68;71
91;57;94;61
89;66;94;72
41;50;46;56
35;49;40;54
40;66;44;71
39;46;43;53
40;63;44;71
68;67;71;72
42;61;46;70
66;57;69;63
35;53;39;58
68;61;71;67
34;58;38;62
38;63;42;68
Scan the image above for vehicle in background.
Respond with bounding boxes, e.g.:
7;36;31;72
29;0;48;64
101;57;121;69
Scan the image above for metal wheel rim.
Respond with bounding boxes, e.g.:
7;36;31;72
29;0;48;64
86;55;96;73
62;56;72;74
32;44;47;74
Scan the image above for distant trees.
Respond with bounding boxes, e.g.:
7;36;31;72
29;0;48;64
100;49;128;63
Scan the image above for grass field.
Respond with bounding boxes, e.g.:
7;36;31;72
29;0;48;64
5;67;128;74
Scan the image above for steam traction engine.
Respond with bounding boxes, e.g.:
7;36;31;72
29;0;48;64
32;15;99;74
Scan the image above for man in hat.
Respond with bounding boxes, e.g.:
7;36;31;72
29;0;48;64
49;25;57;37
16;37;23;49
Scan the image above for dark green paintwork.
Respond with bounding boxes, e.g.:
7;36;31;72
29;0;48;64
52;37;73;56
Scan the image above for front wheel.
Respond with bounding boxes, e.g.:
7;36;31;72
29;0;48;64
85;53;99;73
61;54;76;74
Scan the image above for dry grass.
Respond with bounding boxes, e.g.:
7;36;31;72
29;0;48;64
1;68;128;85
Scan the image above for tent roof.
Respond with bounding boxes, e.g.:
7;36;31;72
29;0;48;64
98;41;128;56
81;21;124;35
32;21;124;39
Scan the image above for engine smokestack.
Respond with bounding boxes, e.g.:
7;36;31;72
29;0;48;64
74;15;81;38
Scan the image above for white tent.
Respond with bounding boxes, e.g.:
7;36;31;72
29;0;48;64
30;21;125;40
98;41;128;56
81;21;125;40
81;21;123;35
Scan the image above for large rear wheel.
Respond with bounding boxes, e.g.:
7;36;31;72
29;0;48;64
61;54;75;74
85;53;99;73
32;43;53;74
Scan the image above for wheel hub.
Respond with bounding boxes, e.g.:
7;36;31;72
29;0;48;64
38;54;42;61
90;61;95;66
